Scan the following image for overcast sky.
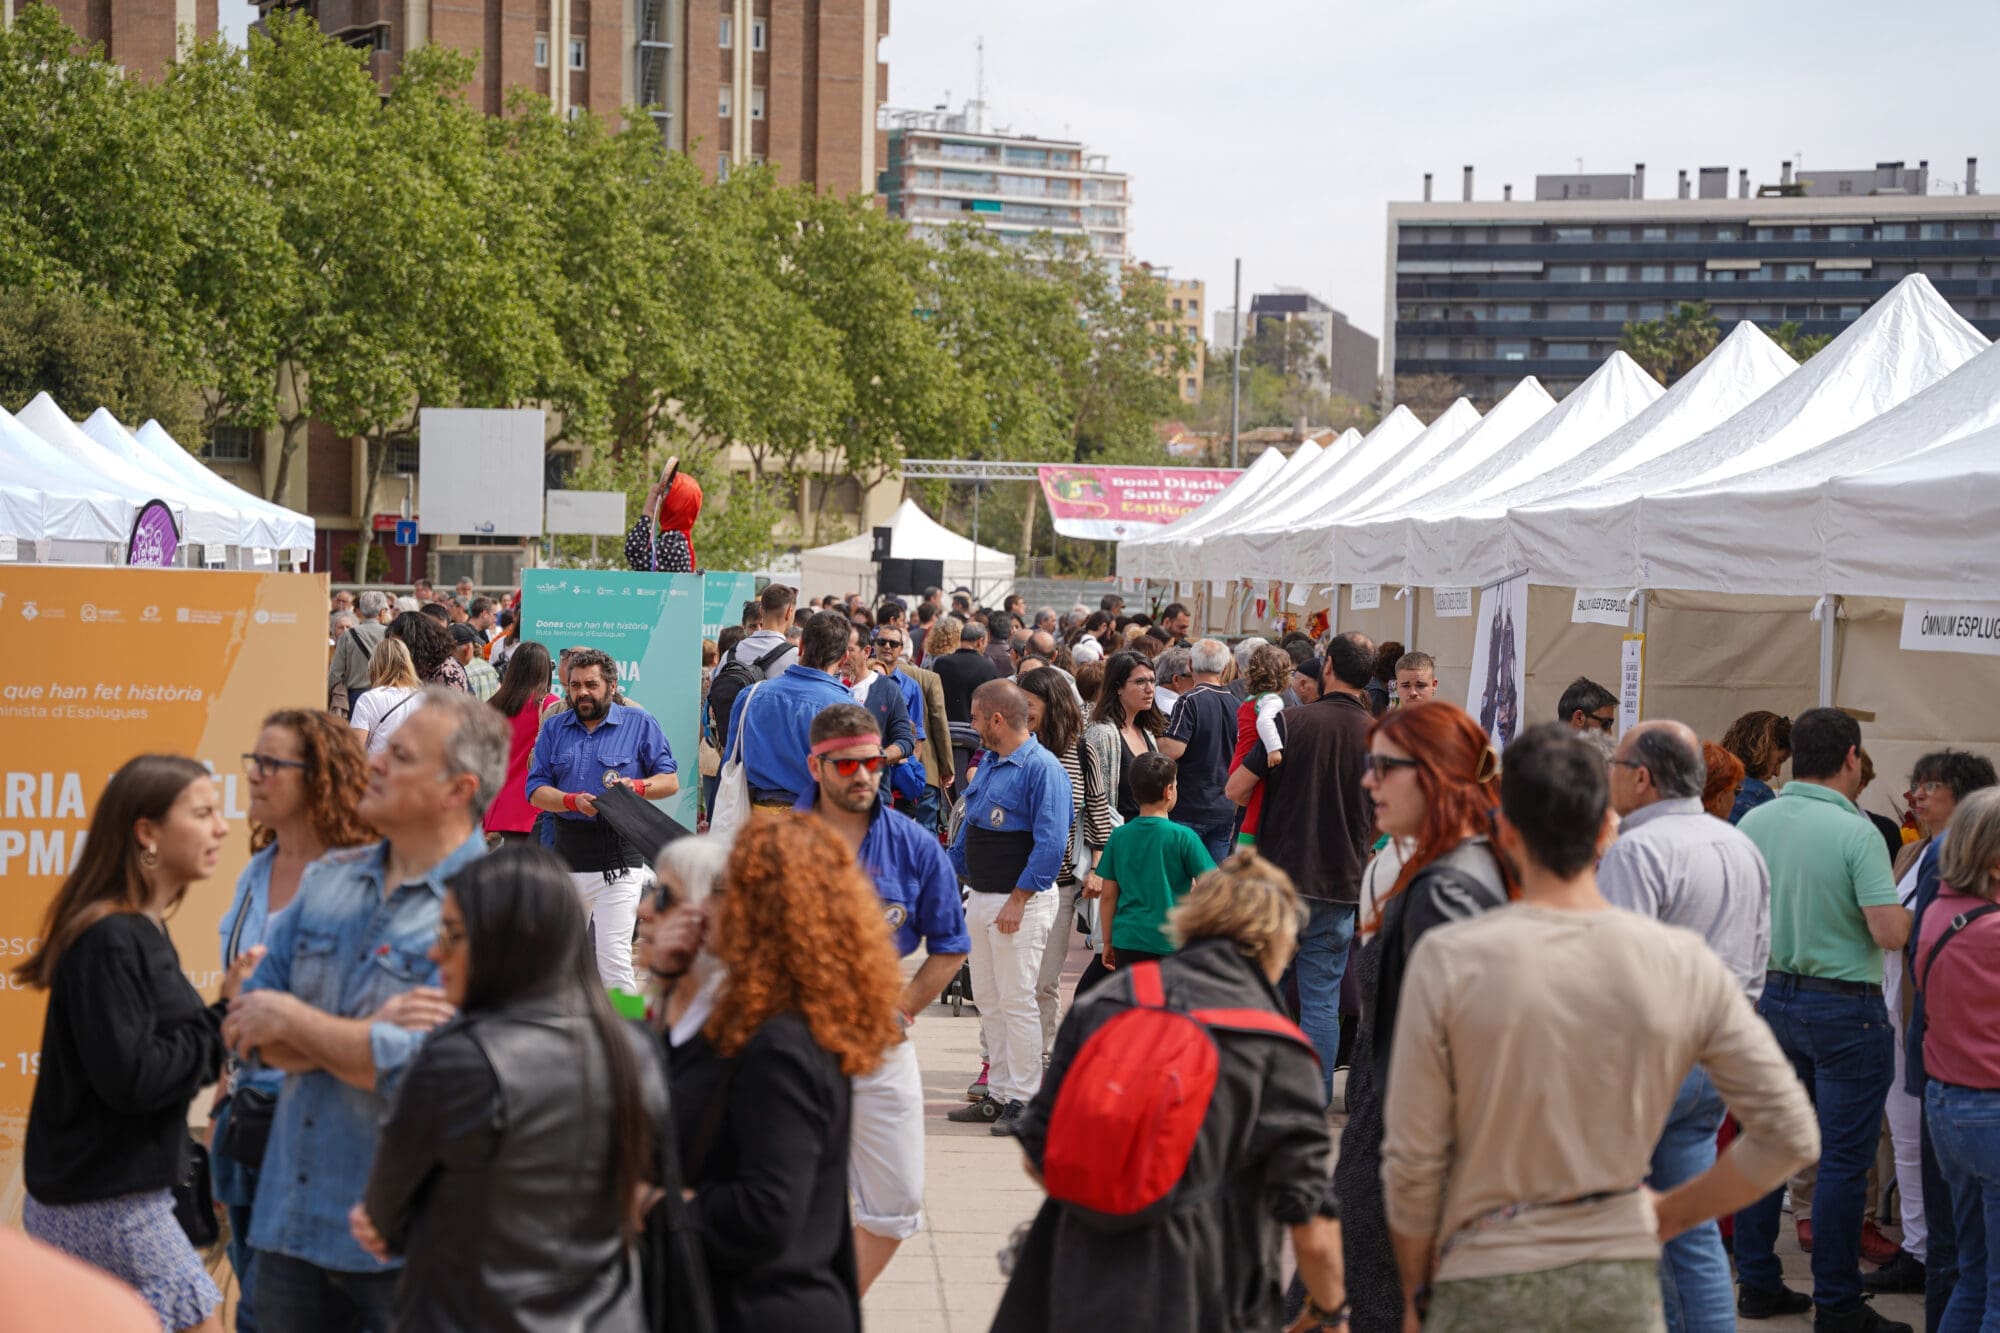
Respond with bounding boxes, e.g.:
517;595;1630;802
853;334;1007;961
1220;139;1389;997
226;0;1997;343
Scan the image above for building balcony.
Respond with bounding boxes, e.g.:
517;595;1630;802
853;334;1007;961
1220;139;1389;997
1394;277;1997;304
1394;238;2000;265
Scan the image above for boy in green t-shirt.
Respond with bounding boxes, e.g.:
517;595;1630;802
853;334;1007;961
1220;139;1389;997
1081;753;1217;995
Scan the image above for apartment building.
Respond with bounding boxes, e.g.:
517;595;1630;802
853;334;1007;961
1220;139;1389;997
1215;287;1379;404
1387;157;2000;404
877;103;1130;266
36;0;217;77
1136;266;1205;402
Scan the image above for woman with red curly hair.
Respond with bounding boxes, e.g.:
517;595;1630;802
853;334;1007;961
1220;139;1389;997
1334;701;1514;1333
211;709;374;1327
668;812;904;1332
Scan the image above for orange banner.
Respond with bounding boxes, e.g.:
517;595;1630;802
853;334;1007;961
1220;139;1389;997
0;567;328;1221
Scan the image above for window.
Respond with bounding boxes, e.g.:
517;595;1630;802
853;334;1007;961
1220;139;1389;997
1673;226;1699;241
1823;268;1862;281
1602;303;1628;320
1419;305;1447;320
1639;264;1666;282
1783;263;1813;281
1495;304;1531;321
1784;304;1810;320
568;37;585;69
1828;225;1863;241
1465;306;1487;321
1552;227;1593;243
1711;269;1737;283
1715;226;1739;241
717;153;730;182
1563;304;1590;320
1546;265;1588;282
1187;300;1199;316
1672;264;1698;282
750;18;766;50
1496;340;1529;360
1953;222;1986;239
750;86;765;119
534;32;548;66
1549;343;1592;359
1837;305;1864;319
1753;227;1775;242
1879;223;1908;240
1637;304;1664;320
1602;264;1630;281
717;86;731;117
1791;227;1812;241
1920;222;1945;240
1641;226;1667;242
719;16;732;46
202;425;256;463
1603;227;1631;242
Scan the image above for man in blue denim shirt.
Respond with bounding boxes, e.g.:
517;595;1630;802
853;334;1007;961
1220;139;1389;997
946;679;1073;1135
223;689;508;1332
724;611;856;806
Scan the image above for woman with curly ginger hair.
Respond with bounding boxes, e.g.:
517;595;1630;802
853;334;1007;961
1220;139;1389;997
669;812;904;1332
212;709;374;1326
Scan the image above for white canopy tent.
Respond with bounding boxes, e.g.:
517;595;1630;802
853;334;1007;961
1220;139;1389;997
1207;400;1476;583
0;404;132;549
16;394;239;549
1338;352;1663;585
1510;274;1987;589
90;412;314;555
1116;446;1287;578
1154;438;1332;582
798;498;1016;605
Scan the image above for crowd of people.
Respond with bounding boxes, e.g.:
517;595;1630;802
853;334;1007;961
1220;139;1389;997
11;571;2000;1333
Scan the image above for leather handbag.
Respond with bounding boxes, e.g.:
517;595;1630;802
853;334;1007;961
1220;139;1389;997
216;899;278;1169
173;1134;221;1249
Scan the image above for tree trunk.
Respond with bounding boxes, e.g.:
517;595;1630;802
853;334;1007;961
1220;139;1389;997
1019;491;1037;564
356;428;398;583
269;413;306;506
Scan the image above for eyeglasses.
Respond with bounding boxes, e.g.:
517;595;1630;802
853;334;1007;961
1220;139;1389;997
873;636;904;650
434;922;466;951
1362;754;1421;777
1588;712;1619;732
1128;676;1157;688
1913;780;1949;796
1609;758;1646;771
826;755;886;777
241;752;308;778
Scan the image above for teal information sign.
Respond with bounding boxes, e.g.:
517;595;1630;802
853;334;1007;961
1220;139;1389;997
701;571;759;642
519;570;704;830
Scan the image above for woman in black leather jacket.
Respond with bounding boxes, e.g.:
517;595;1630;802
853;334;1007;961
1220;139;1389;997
1335;701;1513;1333
351;847;665;1333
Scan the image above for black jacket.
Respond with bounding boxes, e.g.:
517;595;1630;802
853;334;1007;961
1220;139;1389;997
670;1011;858;1333
993;939;1335;1333
933;647;1000;724
1367;837;1509;1085
24;914;226;1204
363;995;668;1333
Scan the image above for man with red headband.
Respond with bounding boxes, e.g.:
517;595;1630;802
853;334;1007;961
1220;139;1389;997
624;458;703;572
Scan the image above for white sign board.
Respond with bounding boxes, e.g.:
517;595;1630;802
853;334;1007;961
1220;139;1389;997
0;536;16;562
202;543;227;567
250;546;274;566
418;408;546;537
1900;600;2000;658
1619;634;1645;736
1571;588;1632;626
1285;582;1308;607
546;489;630;537
1349;583;1381;611
1433;586;1472;618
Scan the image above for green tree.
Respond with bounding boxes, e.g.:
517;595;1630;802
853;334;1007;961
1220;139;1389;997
0;287;198;439
1390;373;1465;421
1767;321;1833;362
1620;301;1721;386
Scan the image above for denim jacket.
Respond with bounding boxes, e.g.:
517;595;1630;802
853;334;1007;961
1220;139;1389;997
244;831;487;1272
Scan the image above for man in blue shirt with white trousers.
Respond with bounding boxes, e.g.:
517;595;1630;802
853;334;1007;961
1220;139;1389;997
946;678;1075;1136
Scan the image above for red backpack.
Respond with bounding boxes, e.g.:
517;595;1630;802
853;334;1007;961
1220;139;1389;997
1040;960;1316;1220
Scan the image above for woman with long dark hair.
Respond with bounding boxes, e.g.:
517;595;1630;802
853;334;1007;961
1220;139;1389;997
18;756;266;1333
1019;667;1095;1063
669;813;904;1331
483;641;557;845
387;608;469;693
1334;701;1514;1332
212;712;373;1329
350;846;664;1331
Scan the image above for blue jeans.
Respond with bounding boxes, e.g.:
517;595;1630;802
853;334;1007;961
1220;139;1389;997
1648;1067;1733;1332
1929;1102;1965;1331
254;1250;399;1333
1733;979;1895;1311
1288;899;1356;1104
1927;1081;2000;1332
913;783;942;836
1196;823;1234;869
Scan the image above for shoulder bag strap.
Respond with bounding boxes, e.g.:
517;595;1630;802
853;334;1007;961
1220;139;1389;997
1128;960;1166;1008
753;641;790;672
726;682;763;765
225;873;254;969
1919;902;2000;991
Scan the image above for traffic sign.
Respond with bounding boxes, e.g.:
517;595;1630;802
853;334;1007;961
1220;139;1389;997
394;520;419;547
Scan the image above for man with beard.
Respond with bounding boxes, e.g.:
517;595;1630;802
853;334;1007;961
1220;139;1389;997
797;703;967;1295
527;648;679;989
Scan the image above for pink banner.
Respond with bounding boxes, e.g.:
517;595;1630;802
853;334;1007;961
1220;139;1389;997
1037;465;1243;541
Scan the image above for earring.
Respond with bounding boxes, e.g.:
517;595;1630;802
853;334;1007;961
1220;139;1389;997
139;846;159;869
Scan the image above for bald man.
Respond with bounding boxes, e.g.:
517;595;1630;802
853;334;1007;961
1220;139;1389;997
1601;718;1774;1329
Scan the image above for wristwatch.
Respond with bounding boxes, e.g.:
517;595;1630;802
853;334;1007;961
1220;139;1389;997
1304;1296;1350;1328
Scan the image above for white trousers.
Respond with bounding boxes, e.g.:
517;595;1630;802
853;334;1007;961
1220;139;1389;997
1884;949;1927;1260
965;890;1056;1106
849;1035;924;1240
569;866;650;993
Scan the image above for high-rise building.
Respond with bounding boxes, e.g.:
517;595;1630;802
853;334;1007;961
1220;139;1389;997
1387;157;2000;404
876;104;1129;265
35;0;217;78
1133;265;1204;402
1215;287;1379;404
250;0;888;195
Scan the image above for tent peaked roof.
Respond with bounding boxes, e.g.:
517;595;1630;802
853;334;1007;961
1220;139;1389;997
1120;445;1286;560
0;403;131;543
1345;352;1661;585
1157;439;1326;580
19;394;240;546
1329;378;1555;526
799;497;1015;604
89;409;314;550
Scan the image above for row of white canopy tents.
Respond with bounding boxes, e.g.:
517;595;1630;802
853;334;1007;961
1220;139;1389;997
1119;273;2000;791
0;394;313;568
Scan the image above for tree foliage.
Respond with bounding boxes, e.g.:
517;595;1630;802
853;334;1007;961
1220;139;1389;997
1621;301;1722;386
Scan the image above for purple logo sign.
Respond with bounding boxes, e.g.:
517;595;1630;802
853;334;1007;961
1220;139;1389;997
127;499;181;568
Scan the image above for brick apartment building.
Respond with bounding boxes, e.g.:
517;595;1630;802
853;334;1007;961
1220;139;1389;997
34;0;217;76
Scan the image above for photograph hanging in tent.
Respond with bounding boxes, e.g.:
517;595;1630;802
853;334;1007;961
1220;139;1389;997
1469;575;1527;748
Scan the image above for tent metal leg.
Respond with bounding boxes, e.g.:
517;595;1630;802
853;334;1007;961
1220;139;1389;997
1817;594;1839;708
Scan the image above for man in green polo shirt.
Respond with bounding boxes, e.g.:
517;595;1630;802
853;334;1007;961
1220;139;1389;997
1732;707;1910;1333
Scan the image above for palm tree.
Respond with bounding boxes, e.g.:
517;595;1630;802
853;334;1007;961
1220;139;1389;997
1620;301;1721;386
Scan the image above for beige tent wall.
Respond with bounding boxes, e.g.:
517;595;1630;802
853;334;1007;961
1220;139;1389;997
1522;585;1629;727
1333;587;1403;657
1413;593;1478;712
1640;590;1822;745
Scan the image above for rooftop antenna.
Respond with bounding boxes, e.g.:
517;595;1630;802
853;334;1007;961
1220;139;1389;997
970;36;987;133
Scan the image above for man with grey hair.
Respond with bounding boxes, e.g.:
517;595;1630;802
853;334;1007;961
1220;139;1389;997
1158;638;1240;865
1034;606;1059;635
327;589;392;718
1154;645;1193;717
223;687;503;1330
1601;718;1773;1331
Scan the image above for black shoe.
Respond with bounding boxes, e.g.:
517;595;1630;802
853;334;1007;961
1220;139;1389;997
1861;1250;1926;1295
990;1101;1027;1136
1814;1299;1913;1333
1739;1283;1813;1319
947;1094;1003;1124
